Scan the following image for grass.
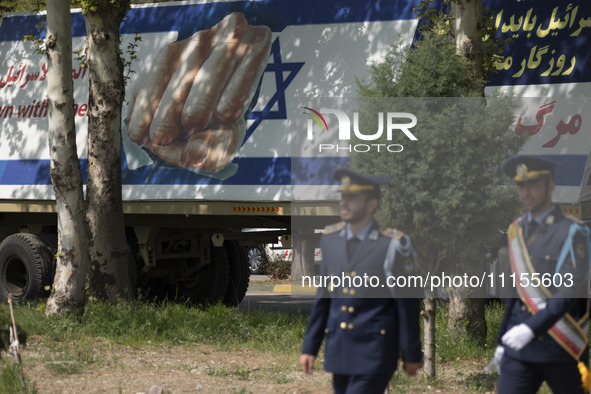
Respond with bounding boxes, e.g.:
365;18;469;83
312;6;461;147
40;340;98;376
206;366;252;379
16;299;308;351
0;359;37;393
387;299;505;393
3;297;513;392
434;300;503;363
5;298;311;392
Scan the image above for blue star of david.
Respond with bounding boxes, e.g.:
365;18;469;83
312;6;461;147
244;37;304;143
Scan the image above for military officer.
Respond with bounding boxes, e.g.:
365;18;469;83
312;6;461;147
299;168;423;394
493;155;591;393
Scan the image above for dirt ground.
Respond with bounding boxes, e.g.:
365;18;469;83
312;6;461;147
21;340;332;393
18;337;496;394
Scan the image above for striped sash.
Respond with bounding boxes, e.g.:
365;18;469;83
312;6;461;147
507;219;589;359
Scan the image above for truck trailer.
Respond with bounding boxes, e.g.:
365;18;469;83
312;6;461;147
0;0;589;304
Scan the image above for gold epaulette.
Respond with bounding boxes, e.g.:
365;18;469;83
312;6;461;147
380;227;403;239
564;214;584;225
324;221;346;235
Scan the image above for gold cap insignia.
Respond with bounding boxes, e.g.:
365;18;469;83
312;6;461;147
342;176;351;187
340;175;375;193
517;164;528;177
503;156;554;182
514;164;551;182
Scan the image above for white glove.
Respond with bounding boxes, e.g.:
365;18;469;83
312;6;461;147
501;323;535;351
483;345;504;374
493;345;504;370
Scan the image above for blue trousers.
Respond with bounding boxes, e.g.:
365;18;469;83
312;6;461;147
498;356;585;394
333;373;392;394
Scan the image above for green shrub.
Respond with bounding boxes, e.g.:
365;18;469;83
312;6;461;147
265;255;291;280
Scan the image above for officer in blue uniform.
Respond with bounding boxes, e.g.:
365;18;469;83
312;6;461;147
299;168;423;394
493;155;591;394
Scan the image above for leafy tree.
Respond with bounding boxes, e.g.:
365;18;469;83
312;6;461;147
353;26;526;376
0;1;13;14
0;0;45;14
405;0;512;360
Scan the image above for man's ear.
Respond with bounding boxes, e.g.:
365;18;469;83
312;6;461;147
367;197;379;214
548;178;555;194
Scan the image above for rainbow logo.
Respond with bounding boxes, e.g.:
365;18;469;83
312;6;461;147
303;107;328;131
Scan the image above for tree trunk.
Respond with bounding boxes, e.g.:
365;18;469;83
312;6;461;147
291;229;316;291
449;0;487;342
448;295;487;346
423;297;437;377
45;0;90;316
84;2;133;303
451;0;483;72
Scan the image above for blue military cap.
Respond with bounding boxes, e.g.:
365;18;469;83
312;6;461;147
333;168;390;194
502;155;555;182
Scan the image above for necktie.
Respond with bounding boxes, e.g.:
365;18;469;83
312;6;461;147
347;237;360;260
527;220;538;240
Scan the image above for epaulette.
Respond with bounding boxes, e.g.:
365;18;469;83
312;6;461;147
324;221;346;235
380;227;403;240
564;214;584;225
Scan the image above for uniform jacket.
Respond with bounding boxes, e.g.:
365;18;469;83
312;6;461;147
497;206;590;363
301;220;423;375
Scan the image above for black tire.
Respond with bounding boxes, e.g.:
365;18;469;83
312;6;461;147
37;233;58;254
223;240;250;307
0;233;55;303
245;245;267;274
37;233;58;288
180;245;229;305
126;246;138;300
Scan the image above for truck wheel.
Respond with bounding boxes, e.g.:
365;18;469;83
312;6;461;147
223;240;250;307
180;246;229;305
0;233;55;303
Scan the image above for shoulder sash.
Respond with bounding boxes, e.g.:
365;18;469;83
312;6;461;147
507;219;589;359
